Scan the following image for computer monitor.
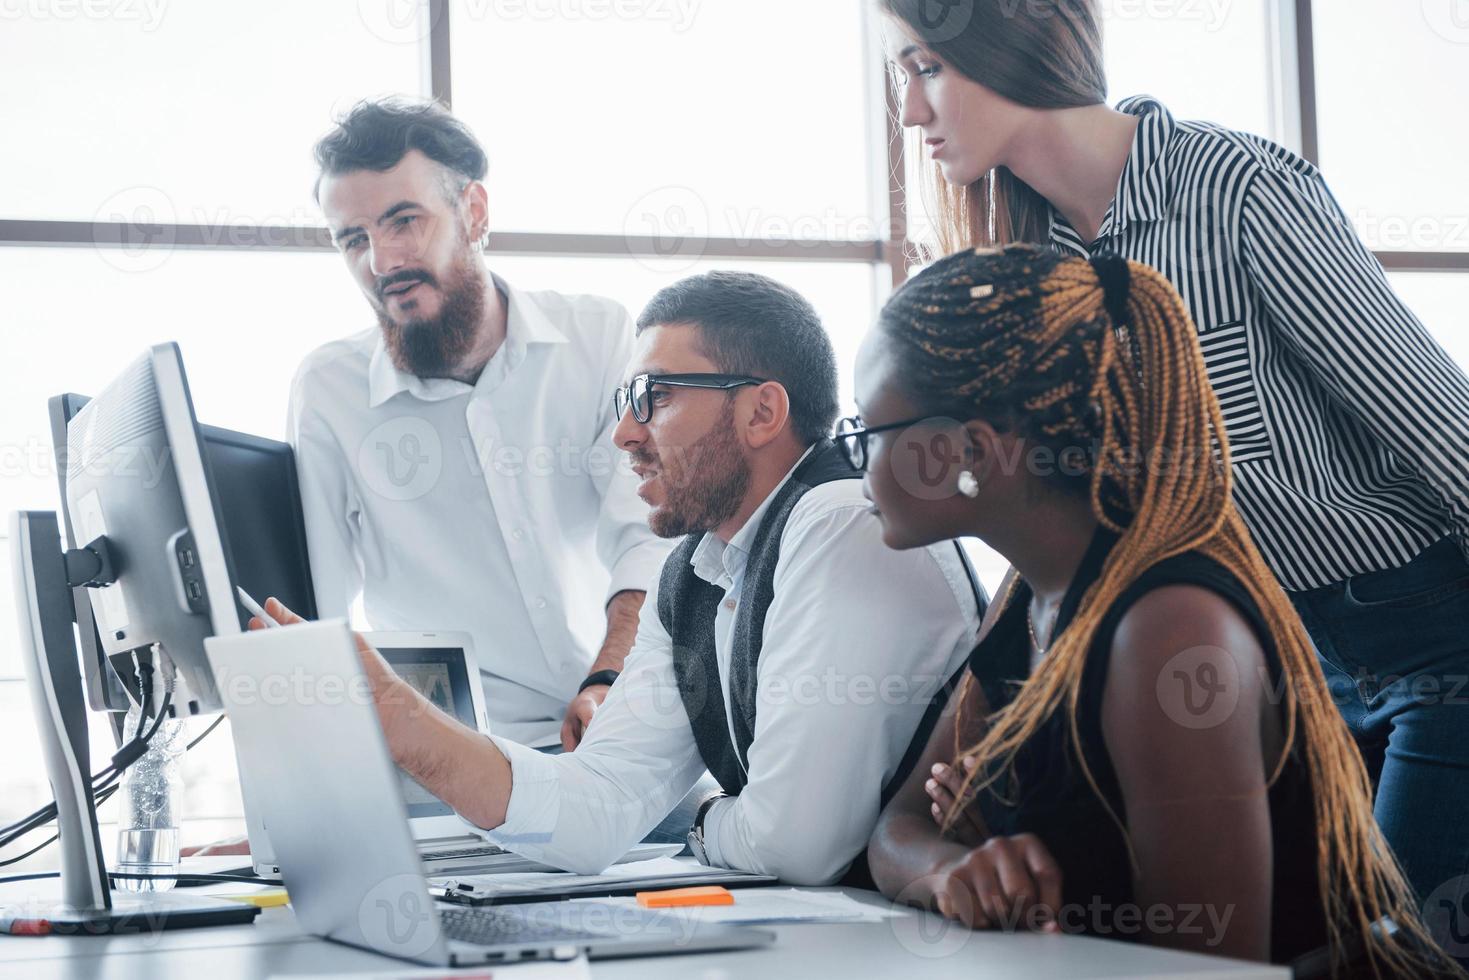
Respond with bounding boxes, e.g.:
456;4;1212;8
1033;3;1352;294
200;426;317;626
52;363;317;717
8;341;294;930
62;343;242;716
50;392;130;716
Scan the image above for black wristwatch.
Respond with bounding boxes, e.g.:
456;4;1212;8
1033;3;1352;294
577;669;620;694
686;792;728;866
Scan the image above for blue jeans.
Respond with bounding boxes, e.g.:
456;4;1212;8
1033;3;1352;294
1289;536;1469;958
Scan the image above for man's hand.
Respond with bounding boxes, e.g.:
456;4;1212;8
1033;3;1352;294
251;597;513;831
560;590;645;751
560;684;610;751
926;756;987;846
252;598;412;731
930;833;1063;932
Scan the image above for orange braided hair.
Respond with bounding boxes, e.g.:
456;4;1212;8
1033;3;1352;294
879;243;1459;978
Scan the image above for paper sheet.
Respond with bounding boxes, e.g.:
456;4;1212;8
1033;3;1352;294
592;888;902;926
269;956;591;979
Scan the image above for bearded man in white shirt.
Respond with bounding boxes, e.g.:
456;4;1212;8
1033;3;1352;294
291;99;672;751
260;270;984;885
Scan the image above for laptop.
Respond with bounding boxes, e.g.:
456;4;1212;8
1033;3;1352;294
243;629;677;878
206;620;774;967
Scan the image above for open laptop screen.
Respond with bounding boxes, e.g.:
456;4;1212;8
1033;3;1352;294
378;645;478;819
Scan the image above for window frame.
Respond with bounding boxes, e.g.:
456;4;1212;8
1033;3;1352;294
880;0;1468;277
0;7;1463;674
0;2;1462;275
0;0;892;270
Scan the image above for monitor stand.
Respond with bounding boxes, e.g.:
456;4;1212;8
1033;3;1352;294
6;510;259;934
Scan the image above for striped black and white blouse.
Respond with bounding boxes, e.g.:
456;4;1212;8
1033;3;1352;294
1045;95;1469;592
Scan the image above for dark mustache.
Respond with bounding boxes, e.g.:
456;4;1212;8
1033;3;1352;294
376;270;438;302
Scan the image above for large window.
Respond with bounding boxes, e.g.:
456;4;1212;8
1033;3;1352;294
1;1;1464;870
0;1;894;870
0;247;367;518
451;0;879;240
1388;273;1469;371
1102;0;1273;138
1314;2;1469;255
0;3;424;224
902;0;1279;256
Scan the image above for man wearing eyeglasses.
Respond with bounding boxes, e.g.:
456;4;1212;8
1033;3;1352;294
264;269;985;884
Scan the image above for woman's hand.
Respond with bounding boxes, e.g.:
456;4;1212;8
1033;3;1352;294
930;833;1063;932
925;756;987;846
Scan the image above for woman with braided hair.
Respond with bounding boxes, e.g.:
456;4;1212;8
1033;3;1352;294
854;245;1461;976
880;0;1469;936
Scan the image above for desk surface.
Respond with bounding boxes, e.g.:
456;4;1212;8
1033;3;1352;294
0;877;1287;980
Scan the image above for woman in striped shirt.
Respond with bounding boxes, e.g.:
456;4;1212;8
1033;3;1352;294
879;0;1469;951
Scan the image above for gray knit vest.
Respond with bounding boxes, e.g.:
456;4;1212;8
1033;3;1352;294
655;440;860;795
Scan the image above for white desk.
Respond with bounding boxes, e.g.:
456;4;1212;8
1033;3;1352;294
0;877;1287;979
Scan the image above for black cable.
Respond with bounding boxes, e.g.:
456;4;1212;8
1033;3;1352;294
0;658;245;882
140;691;171;743
104;690;174;776
0;834;59;869
0;687;176;853
109;871;278;887
186;715;224;751
0;711;191;863
0;662;228;860
0;785;121;869
0;783;118;865
0;735;135;850
0;869;279;887
0;872;64;885
0;666;160;839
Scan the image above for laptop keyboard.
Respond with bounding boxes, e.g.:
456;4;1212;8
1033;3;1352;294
438;905;607;946
421;843;509;862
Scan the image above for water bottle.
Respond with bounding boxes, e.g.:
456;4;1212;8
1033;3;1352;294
114;699;185;892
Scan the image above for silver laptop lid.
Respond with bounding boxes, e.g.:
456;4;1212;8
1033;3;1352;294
206;620;452;965
241;629;488;872
365;631;487;842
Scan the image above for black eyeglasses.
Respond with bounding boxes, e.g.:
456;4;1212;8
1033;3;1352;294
613;373;769;424
833;414;940;472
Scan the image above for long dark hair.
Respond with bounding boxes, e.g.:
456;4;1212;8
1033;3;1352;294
881;0;1107;251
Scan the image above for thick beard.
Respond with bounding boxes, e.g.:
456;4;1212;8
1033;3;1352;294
647;400;751;539
376;246;487;379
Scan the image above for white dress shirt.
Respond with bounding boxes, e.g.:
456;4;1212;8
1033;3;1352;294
288;276;673;745
473;456;982;885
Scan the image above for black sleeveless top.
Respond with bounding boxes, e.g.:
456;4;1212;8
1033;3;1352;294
967;529;1327;963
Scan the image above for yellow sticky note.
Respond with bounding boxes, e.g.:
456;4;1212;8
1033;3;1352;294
220;890;289;909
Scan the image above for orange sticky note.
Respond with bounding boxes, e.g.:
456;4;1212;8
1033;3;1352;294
635;885;735;908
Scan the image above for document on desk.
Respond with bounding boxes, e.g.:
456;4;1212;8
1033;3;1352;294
431;857;776;905
589;888;901;926
269;959;590;979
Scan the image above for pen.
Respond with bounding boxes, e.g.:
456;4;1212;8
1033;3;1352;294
0;912;51;935
236;587;281;628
